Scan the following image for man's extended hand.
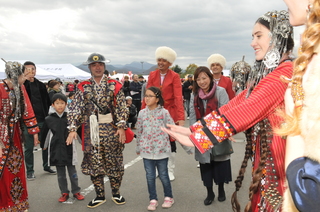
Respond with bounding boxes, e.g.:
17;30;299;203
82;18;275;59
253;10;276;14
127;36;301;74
116;128;126;144
66;131;77;145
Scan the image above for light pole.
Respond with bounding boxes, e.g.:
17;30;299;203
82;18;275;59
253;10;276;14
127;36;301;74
140;61;144;73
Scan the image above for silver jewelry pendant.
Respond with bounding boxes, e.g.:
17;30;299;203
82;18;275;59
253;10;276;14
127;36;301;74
263;49;280;69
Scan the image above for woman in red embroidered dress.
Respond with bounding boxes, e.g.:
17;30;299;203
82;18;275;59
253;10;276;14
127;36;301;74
0;61;39;211
162;11;294;212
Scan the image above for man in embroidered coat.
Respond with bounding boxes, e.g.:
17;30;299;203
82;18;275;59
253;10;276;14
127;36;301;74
66;53;128;208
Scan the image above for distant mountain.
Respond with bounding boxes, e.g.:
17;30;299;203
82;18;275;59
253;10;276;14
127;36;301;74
142;65;158;74
77;61;156;75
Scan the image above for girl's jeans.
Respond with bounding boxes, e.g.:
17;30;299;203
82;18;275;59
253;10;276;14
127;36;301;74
143;158;173;200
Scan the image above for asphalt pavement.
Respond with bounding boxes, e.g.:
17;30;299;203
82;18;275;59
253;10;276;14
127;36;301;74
26;126;251;212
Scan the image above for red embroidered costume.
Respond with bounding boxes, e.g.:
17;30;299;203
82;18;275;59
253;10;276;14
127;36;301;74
189;61;293;211
0;82;39;211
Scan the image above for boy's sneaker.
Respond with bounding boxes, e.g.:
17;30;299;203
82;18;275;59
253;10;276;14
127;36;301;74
44;168;56;175
162;197;174;208
58;193;69;202
27;173;36;181
73;192;84;200
147;199;158;211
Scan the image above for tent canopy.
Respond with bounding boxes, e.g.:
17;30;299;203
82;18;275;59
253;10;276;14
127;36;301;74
37;64;91;81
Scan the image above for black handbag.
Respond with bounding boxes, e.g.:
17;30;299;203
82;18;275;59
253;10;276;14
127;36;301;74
199;118;234;157
212;139;234;157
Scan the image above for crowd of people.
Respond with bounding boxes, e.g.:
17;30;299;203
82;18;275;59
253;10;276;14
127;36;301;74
1;0;319;211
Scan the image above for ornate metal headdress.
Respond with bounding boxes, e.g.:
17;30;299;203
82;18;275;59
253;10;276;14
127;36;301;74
230;56;252;95
246;10;293;97
3;59;23;120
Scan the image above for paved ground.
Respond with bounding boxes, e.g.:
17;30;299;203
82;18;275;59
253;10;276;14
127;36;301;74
26;128;251;212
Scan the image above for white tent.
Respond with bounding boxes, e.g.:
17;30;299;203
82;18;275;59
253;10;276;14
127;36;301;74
37;64;91;81
0;60;64;81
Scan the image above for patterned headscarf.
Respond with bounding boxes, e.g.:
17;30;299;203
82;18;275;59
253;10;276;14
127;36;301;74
246;10;293;97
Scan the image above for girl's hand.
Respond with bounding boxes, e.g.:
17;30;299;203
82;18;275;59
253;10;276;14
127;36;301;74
229;137;236;142
161;126;194;147
166;124;192;136
0;145;2;158
177;120;185;126
33;134;40;146
116;128;126;144
66;132;77;145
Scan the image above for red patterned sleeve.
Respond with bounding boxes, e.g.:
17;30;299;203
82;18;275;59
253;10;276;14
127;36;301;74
22;85;40;134
189;61;293;153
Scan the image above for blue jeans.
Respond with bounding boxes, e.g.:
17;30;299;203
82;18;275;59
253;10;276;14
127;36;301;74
143;158;173;200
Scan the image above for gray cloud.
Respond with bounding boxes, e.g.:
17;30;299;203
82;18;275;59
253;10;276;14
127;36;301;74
1;0;299;70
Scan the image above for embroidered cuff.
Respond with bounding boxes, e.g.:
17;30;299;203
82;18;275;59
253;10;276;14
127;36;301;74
116;120;127;129
189;111;234;154
67;125;77;132
27;126;40;135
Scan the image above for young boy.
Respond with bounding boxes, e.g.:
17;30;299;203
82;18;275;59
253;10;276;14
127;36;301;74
126;96;137;129
41;93;84;202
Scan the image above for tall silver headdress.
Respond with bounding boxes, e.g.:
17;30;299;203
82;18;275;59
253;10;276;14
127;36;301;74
3;60;24;120
246;10;293;97
230;56;252;95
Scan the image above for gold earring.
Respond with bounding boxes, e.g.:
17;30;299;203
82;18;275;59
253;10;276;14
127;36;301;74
306;2;313;19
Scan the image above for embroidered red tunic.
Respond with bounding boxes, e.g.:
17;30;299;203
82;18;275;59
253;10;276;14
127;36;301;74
189;61;293;211
0;81;39;211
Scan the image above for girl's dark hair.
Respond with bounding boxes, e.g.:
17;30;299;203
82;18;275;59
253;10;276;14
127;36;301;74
146;86;164;106
48;80;59;88
192;66;214;94
256;18;294;54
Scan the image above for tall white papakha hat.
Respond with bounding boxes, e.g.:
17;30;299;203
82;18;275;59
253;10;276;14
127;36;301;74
155;46;177;64
207;54;226;69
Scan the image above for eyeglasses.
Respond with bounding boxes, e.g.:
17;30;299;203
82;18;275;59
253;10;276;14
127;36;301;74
144;95;156;98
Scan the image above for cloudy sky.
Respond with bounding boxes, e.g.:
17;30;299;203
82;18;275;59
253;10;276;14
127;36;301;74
0;0;304;70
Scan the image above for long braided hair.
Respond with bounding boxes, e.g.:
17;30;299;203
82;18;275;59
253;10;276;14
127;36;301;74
278;1;320;136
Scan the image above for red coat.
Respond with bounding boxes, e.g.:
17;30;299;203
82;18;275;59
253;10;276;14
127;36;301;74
217;75;235;100
143;69;184;123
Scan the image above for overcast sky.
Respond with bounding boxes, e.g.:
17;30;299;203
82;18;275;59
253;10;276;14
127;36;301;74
0;0;304;70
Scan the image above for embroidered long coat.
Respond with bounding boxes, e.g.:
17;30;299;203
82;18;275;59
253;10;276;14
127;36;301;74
0;81;39;211
67;76;128;176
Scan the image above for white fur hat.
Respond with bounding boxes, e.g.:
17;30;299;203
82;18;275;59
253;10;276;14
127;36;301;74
155;46;177;64
207;54;226;68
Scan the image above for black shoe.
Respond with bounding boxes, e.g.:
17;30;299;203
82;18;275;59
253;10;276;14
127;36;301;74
112;195;126;205
87;197;106;208
218;184;226;202
204;193;215;205
44;168;57;174
218;191;226;202
27;173;36;181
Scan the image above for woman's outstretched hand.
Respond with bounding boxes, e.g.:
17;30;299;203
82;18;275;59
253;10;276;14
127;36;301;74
161;124;194;147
